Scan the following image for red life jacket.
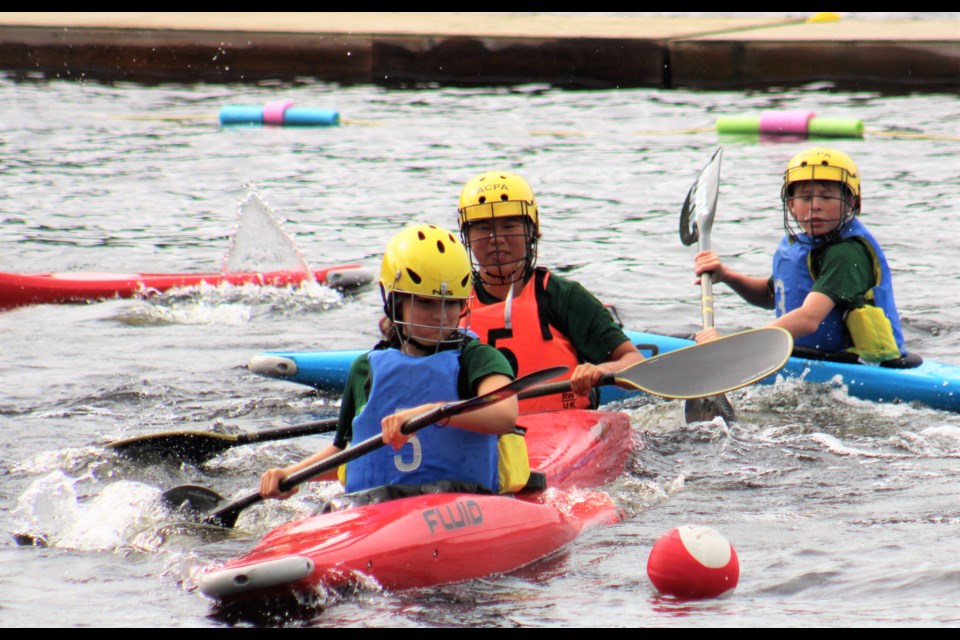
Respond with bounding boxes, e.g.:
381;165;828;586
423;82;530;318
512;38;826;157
467;268;592;414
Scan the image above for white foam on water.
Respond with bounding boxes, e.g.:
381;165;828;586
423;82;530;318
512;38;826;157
12;470;83;544
807;432;902;459
891;424;960;457
12;470;168;552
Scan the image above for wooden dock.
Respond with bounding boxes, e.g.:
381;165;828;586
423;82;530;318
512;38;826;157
0;12;956;91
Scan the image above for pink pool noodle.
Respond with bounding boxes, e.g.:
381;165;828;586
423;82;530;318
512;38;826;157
262;100;295;125
759;110;816;135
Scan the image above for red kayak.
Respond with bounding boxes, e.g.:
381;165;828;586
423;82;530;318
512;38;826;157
0;265;373;310
197;409;632;602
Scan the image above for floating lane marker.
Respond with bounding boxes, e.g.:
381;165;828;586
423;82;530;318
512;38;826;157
715;110;864;138
759;109;816;135
528;109;960;141
219;102;340;127
110;102;381;127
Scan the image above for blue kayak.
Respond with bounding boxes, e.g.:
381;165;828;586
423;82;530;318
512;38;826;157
247;330;960;413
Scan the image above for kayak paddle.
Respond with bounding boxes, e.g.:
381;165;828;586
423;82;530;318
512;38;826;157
519;326;792;402
106;418;339;465
162;365;569;528
679;146;738;423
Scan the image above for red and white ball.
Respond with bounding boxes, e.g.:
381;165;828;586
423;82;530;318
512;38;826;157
646;525;740;599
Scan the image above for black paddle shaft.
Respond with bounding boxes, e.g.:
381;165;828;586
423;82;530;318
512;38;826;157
201;365;568;528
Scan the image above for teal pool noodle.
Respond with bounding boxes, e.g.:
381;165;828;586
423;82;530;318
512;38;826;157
219;105;264;125
282;107;340;126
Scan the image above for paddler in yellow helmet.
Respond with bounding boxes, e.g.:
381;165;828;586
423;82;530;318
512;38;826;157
692;147;915;366
457;171;644;413
260;223;530;505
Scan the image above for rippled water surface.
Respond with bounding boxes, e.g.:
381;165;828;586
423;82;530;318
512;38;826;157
1;67;958;628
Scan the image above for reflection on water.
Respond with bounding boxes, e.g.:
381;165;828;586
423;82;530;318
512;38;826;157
1;74;958;627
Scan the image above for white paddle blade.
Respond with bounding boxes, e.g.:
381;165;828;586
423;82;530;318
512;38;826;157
613;327;793;399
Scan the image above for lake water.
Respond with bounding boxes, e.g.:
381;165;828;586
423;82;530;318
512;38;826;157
1;63;958;627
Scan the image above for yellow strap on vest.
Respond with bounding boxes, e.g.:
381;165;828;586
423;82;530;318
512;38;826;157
497;432;531;494
845;305;901;363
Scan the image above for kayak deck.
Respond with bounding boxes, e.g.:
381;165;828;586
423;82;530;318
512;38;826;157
197;409;632;603
199;488;620;600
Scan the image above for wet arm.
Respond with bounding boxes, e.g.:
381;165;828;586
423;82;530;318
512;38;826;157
260;442;344;499
381;373;518;449
770;291;835;339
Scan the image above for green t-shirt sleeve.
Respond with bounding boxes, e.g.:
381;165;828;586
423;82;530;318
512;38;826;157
544;274;631;364
458;338;515;397
811;238;875;310
333;352;370;449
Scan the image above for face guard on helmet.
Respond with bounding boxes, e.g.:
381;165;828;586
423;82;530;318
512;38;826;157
379;224;473;351
457;171;540;286
781;147;862;243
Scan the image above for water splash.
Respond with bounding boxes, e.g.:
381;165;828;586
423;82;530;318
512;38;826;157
11;470;172;552
111;280;344;326
223;190;312;275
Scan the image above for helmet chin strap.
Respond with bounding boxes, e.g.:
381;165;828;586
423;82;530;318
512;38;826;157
785;209;854;245
388;295;464;354
783;185;858;244
484;258;526;285
465;219;538;287
401;332;440;353
478;241;537;286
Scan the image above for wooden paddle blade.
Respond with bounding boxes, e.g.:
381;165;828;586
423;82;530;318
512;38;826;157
106;419;339;465
161;485;225;516
679;189;699;246
107;431;239;465
679;147;722;246
204;495;257;529
612;327;792;399
13;532;49;547
684;395;738;424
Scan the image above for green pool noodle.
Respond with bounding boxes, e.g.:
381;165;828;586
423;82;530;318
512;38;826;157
808;117;864;138
716;115;762;134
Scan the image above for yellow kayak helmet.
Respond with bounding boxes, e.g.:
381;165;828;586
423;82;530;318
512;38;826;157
783;147;861;208
457;171;541;285
380;223;472;300
379;224;473;349
457;171;540;235
782;147;862;240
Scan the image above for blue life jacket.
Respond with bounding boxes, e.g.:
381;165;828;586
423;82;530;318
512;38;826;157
345;348;499;493
772;218;905;356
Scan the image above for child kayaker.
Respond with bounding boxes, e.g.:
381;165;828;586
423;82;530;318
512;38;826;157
692;146;915;366
260;223;528;504
456;170;644;413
